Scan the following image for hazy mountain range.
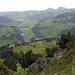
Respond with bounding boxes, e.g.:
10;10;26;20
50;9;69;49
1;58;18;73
0;7;75;46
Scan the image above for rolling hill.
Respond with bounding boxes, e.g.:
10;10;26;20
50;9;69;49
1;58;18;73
0;16;25;46
0;16;21;27
0;7;75;75
0;16;38;46
0;34;75;75
0;26;25;47
32;10;75;39
0;7;74;21
0;7;75;46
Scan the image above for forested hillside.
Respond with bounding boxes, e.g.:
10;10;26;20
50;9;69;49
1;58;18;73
0;31;75;75
32;10;75;38
0;7;74;21
0;7;74;46
0;26;25;46
0;0;75;74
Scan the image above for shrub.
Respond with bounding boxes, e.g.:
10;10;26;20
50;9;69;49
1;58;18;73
45;47;58;57
57;30;74;49
65;41;74;49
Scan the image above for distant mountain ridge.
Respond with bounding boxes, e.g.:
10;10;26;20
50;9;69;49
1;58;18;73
31;10;75;38
0;16;21;28
0;7;74;21
0;7;75;46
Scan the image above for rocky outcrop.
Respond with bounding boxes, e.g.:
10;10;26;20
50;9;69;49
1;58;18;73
28;57;47;74
28;50;67;75
53;50;67;60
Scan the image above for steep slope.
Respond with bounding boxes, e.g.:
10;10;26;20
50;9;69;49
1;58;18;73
0;16;25;46
0;7;75;45
0;7;74;41
28;48;75;75
0;16;14;23
0;26;25;47
28;33;75;75
0;16;38;45
32;10;75;38
0;16;21;27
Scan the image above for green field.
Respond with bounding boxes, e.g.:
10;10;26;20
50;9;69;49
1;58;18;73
39;20;75;38
13;40;58;56
18;19;38;41
0;19;38;46
34;48;75;75
31;11;75;39
0;27;23;47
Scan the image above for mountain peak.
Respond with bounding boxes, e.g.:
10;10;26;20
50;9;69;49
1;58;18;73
47;7;54;10
58;7;67;10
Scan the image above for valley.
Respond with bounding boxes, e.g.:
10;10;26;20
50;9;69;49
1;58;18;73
0;7;75;46
0;7;75;75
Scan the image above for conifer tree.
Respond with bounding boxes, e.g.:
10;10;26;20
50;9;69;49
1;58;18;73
57;30;74;49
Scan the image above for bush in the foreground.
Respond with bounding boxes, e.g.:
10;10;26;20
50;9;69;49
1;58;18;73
0;58;12;75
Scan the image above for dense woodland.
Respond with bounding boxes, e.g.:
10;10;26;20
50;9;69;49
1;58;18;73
0;31;75;75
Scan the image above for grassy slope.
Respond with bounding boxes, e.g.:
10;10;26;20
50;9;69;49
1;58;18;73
38;49;75;75
0;19;38;46
20;19;38;40
1;10;75;46
29;42;75;75
13;40;57;56
39;20;75;38
0;27;14;46
0;27;23;47
1;8;74;41
32;10;75;38
0;9;74;43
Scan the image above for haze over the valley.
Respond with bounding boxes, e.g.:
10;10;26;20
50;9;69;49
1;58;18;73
0;0;75;11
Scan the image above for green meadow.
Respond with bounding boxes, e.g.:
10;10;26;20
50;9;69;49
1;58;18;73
13;40;57;56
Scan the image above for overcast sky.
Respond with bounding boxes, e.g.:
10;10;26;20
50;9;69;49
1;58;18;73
0;0;75;11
